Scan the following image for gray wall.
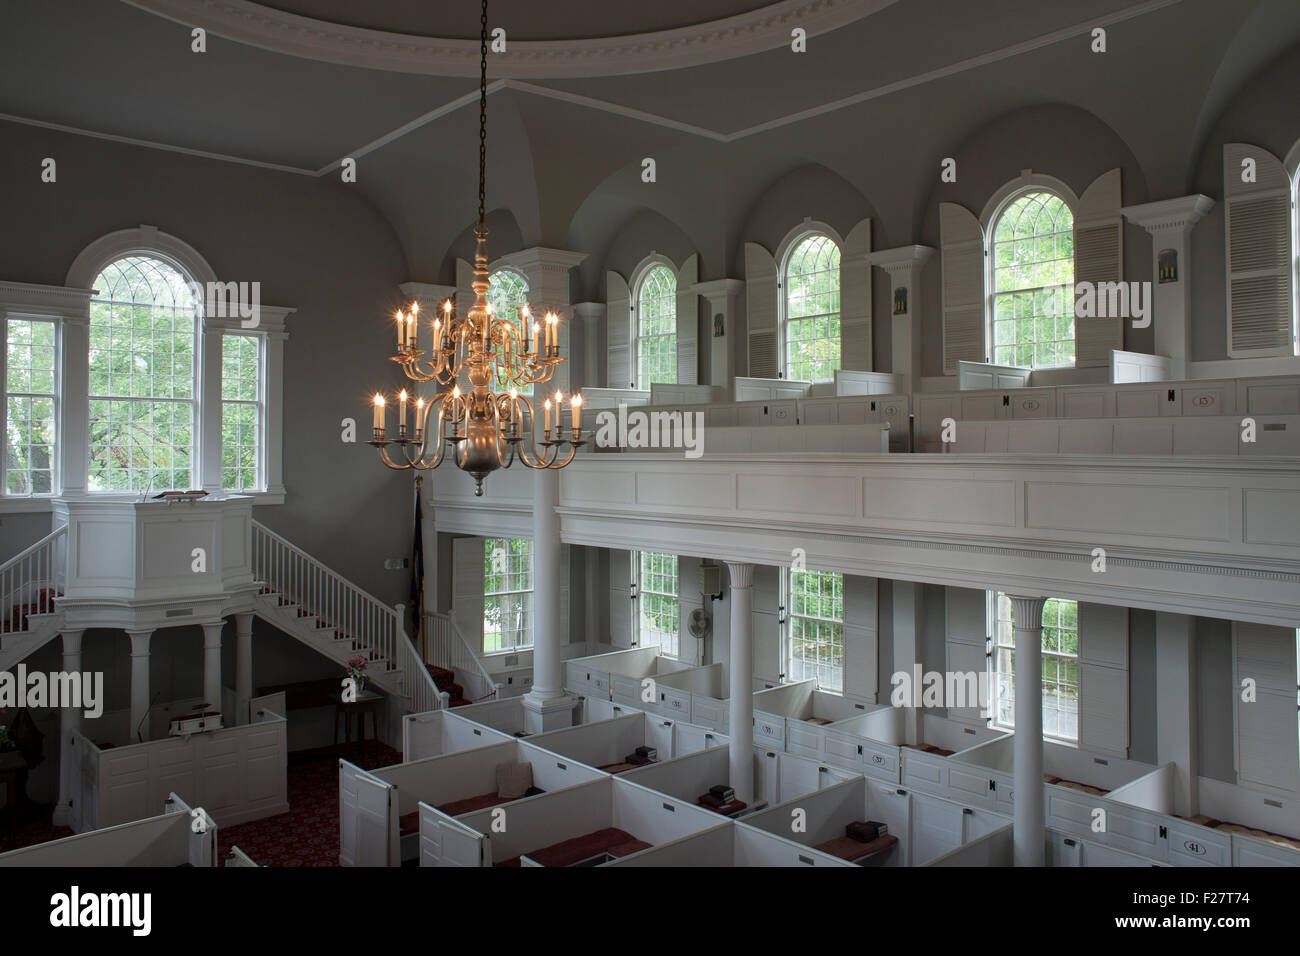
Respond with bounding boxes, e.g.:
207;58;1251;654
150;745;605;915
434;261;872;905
0;119;415;604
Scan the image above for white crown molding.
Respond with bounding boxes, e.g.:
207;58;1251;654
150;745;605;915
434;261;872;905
122;0;895;79
0;280;94;319
1121;194;1216;234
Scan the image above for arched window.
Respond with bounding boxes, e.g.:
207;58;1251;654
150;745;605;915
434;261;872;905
488;269;531;393
783;234;841;382
990;191;1075;368
635;264;677;388
88;255;198;491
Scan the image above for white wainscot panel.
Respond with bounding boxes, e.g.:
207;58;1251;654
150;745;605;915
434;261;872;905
1024;481;1230;541
864;477;1016;527
738;474;859;518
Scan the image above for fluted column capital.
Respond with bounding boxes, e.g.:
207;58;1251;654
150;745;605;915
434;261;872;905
726;562;754;590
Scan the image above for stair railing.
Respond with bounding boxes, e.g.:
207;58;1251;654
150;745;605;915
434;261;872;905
427;610;501;701
394;602;447;712
0;525;66;634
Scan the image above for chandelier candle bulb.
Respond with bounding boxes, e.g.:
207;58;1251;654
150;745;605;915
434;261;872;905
544;398;551;435
399;389;408;430
396;311;405;348
407;314;416;351
373;393;385;432
571;393;582;430
416;396;425;438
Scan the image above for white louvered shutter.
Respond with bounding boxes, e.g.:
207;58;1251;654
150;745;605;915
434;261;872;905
944;587;990;725
1233;622;1300;793
745;242;779;378
1076;602;1129;757
841;219;873;371
1074;168;1125;367
609;549;633;647
452;536;485;647
606;271;632;388
1224;144;1295;357
940;203;986;373
676;254;699;385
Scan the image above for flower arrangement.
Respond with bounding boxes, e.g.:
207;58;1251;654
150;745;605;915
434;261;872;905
345;656;369;693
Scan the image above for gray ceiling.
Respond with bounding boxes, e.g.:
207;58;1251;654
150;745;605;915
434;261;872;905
3;0;1299;286
255;0;785;40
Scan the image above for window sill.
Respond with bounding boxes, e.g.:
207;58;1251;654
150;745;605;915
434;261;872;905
0;497;55;514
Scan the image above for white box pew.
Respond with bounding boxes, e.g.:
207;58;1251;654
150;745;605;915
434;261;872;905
401;708;514;761
1038;741;1158;839
1046;828;1167;867
740;776;912;866
564;646;690;704
527;710;678;770
603;820;857;867
0;793;215;867
340;739;604;866
225;846;260;867
624;744;849;819
437;696;531;737
428;776;725;867
751;679;863;753
821;707;905;782
898;715;1005;799
733;377;810;403
650;661;728;730
1197;776;1300;866
923;820;1013;866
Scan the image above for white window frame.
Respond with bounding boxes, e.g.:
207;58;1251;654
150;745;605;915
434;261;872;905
2;315;60;499
61;226;290;504
630;255;678;390
86;254;201;494
483;536;533;654
980;173;1080;370
775;221;844;383
1284;141;1300;356
630;549;680;658
779;565;845;694
219;331;266;493
987;590;1080;745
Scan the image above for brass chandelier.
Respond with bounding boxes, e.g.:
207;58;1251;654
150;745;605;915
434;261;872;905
367;0;584;495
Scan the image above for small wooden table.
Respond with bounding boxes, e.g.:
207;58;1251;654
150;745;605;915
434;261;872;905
334;691;384;759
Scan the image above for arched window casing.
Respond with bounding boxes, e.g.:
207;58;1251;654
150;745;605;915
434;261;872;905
780;231;841;382
989;190;1076;368
633;261;677;389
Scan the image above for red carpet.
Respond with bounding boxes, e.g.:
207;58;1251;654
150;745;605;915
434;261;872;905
218;741;402;867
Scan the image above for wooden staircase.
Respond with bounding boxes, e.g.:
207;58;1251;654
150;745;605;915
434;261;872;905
0;528;67;674
250;521;444;712
426;664;471;707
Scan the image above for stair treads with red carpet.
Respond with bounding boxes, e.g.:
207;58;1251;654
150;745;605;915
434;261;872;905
8;589;63;630
494;828;651;867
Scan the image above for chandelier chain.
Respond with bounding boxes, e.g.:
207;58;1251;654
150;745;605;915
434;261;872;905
478;0;487;229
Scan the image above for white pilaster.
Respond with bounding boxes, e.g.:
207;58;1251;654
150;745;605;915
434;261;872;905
1009;594;1047;867
571;302;605;393
891;580;923;745
1120;195;1215;380
1155;612;1198;816
522;468;572;733
52;629;84;828
869;246;935;391
128;629;153;743
235;612;254;724
59;312;91;496
726;561;755;803
694;278;745;390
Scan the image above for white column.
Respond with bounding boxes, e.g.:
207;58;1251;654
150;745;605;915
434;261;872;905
52;629;84;828
694;279;745;390
199;323;223;493
726;562;755;803
1120;195;1215;379
891;580;923;745
201;620;224;713
1155;612;1198;816
492;247;588;396
521;468;571;732
128;629;153;743
571;302;605;394
235;612;254;724
868;246;935;392
1009;595;1047;867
